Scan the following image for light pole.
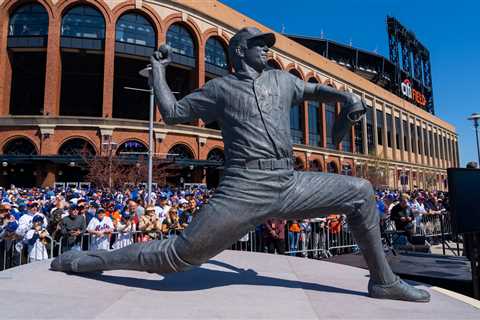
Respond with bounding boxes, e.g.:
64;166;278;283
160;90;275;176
124;65;154;205
468;113;480;164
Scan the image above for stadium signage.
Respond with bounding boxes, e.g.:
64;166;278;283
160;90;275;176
401;79;427;107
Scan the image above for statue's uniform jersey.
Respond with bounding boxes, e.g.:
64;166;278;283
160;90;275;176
166;69;305;162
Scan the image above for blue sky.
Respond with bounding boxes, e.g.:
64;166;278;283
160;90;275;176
221;0;480;166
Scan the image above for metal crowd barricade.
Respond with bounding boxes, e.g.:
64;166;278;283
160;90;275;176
284;222;332;258
325;223;359;256
1;234;55;271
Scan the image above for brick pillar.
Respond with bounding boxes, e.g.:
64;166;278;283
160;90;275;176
336;102;341;150
303;101;309;145
43;16;61;116
0;9;11;116
155;30;165;123
196;41;205;127
351;126;356;153
102;21;115;118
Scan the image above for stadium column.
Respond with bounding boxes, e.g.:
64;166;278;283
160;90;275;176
413;117;419;164
196;38;205;128
0;7;11;116
102;20;115;118
399;110;405;162
303;101;309;146
155;31;166;123
336;102;342;150
362;113;368;155
43;15;61;116
372;100;378;153
406;114;412;164
382;106;388;159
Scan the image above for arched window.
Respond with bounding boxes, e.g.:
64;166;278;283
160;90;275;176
167;144;194;160
8;3;48;37
3;138;37;155
327;161;338;173
307;78;321;147
289;70;304;145
341;105;352;152
58;138;96;156
116;140;148;156
341;163;353;176
205;37;228;69
61;5;105;39
294;157;305;171
207;148;224;163
267;59;281;70
309;159;322;172
166;23;195;58
116;13;156;48
325;102;337;149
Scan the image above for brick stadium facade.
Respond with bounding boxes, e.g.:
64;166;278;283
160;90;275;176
0;0;459;190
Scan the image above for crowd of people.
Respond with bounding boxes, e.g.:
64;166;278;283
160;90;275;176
375;189;449;239
0;183;452;270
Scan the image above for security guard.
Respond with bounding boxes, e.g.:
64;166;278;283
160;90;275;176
52;27;429;302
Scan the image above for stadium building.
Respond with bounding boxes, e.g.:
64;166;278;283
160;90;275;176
0;0;459;190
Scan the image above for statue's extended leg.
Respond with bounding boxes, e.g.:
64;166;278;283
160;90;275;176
279;171;430;302
51;168;275;274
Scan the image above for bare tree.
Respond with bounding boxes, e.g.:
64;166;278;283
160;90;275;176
83;154;174;190
356;150;390;189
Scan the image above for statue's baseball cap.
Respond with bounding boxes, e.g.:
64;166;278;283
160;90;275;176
229;27;276;49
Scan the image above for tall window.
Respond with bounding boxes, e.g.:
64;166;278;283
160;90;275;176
8;3;48;36
116;13;155;47
423;128;428;156
433;132;438;159
386;114;393;148
417;126;423;155
376;110;383;146
205;37;228;69
290;104;303;144
61;6;105;39
403;120;409;152
325;103;337;149
354;121;363;154
166;23;195;57
342;129;352;152
395;117;401;150
410;123;417;154
308;101;321;146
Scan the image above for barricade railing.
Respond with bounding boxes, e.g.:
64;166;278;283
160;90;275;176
325;223;359;255
1;234;55;271
1;213;456;272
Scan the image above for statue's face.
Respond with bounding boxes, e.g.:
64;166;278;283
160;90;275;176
243;38;269;72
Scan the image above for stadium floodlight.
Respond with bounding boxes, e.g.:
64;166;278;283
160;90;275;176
468;113;480;164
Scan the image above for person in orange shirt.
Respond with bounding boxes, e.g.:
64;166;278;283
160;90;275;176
288;220;301;256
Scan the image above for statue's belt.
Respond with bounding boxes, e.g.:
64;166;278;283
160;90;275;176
226;158;293;170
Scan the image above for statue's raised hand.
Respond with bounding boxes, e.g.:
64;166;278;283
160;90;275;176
151;44;172;68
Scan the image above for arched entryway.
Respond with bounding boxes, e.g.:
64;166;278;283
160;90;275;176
57;138;97;183
206;148;224;188
1;137;38;187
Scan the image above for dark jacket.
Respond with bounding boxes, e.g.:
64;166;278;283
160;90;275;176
264;219;286;240
61;215;86;247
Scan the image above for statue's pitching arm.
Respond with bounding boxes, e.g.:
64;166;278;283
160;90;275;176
150;45;198;125
303;82;367;145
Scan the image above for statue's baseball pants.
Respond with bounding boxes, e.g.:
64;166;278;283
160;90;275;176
67;167;395;285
